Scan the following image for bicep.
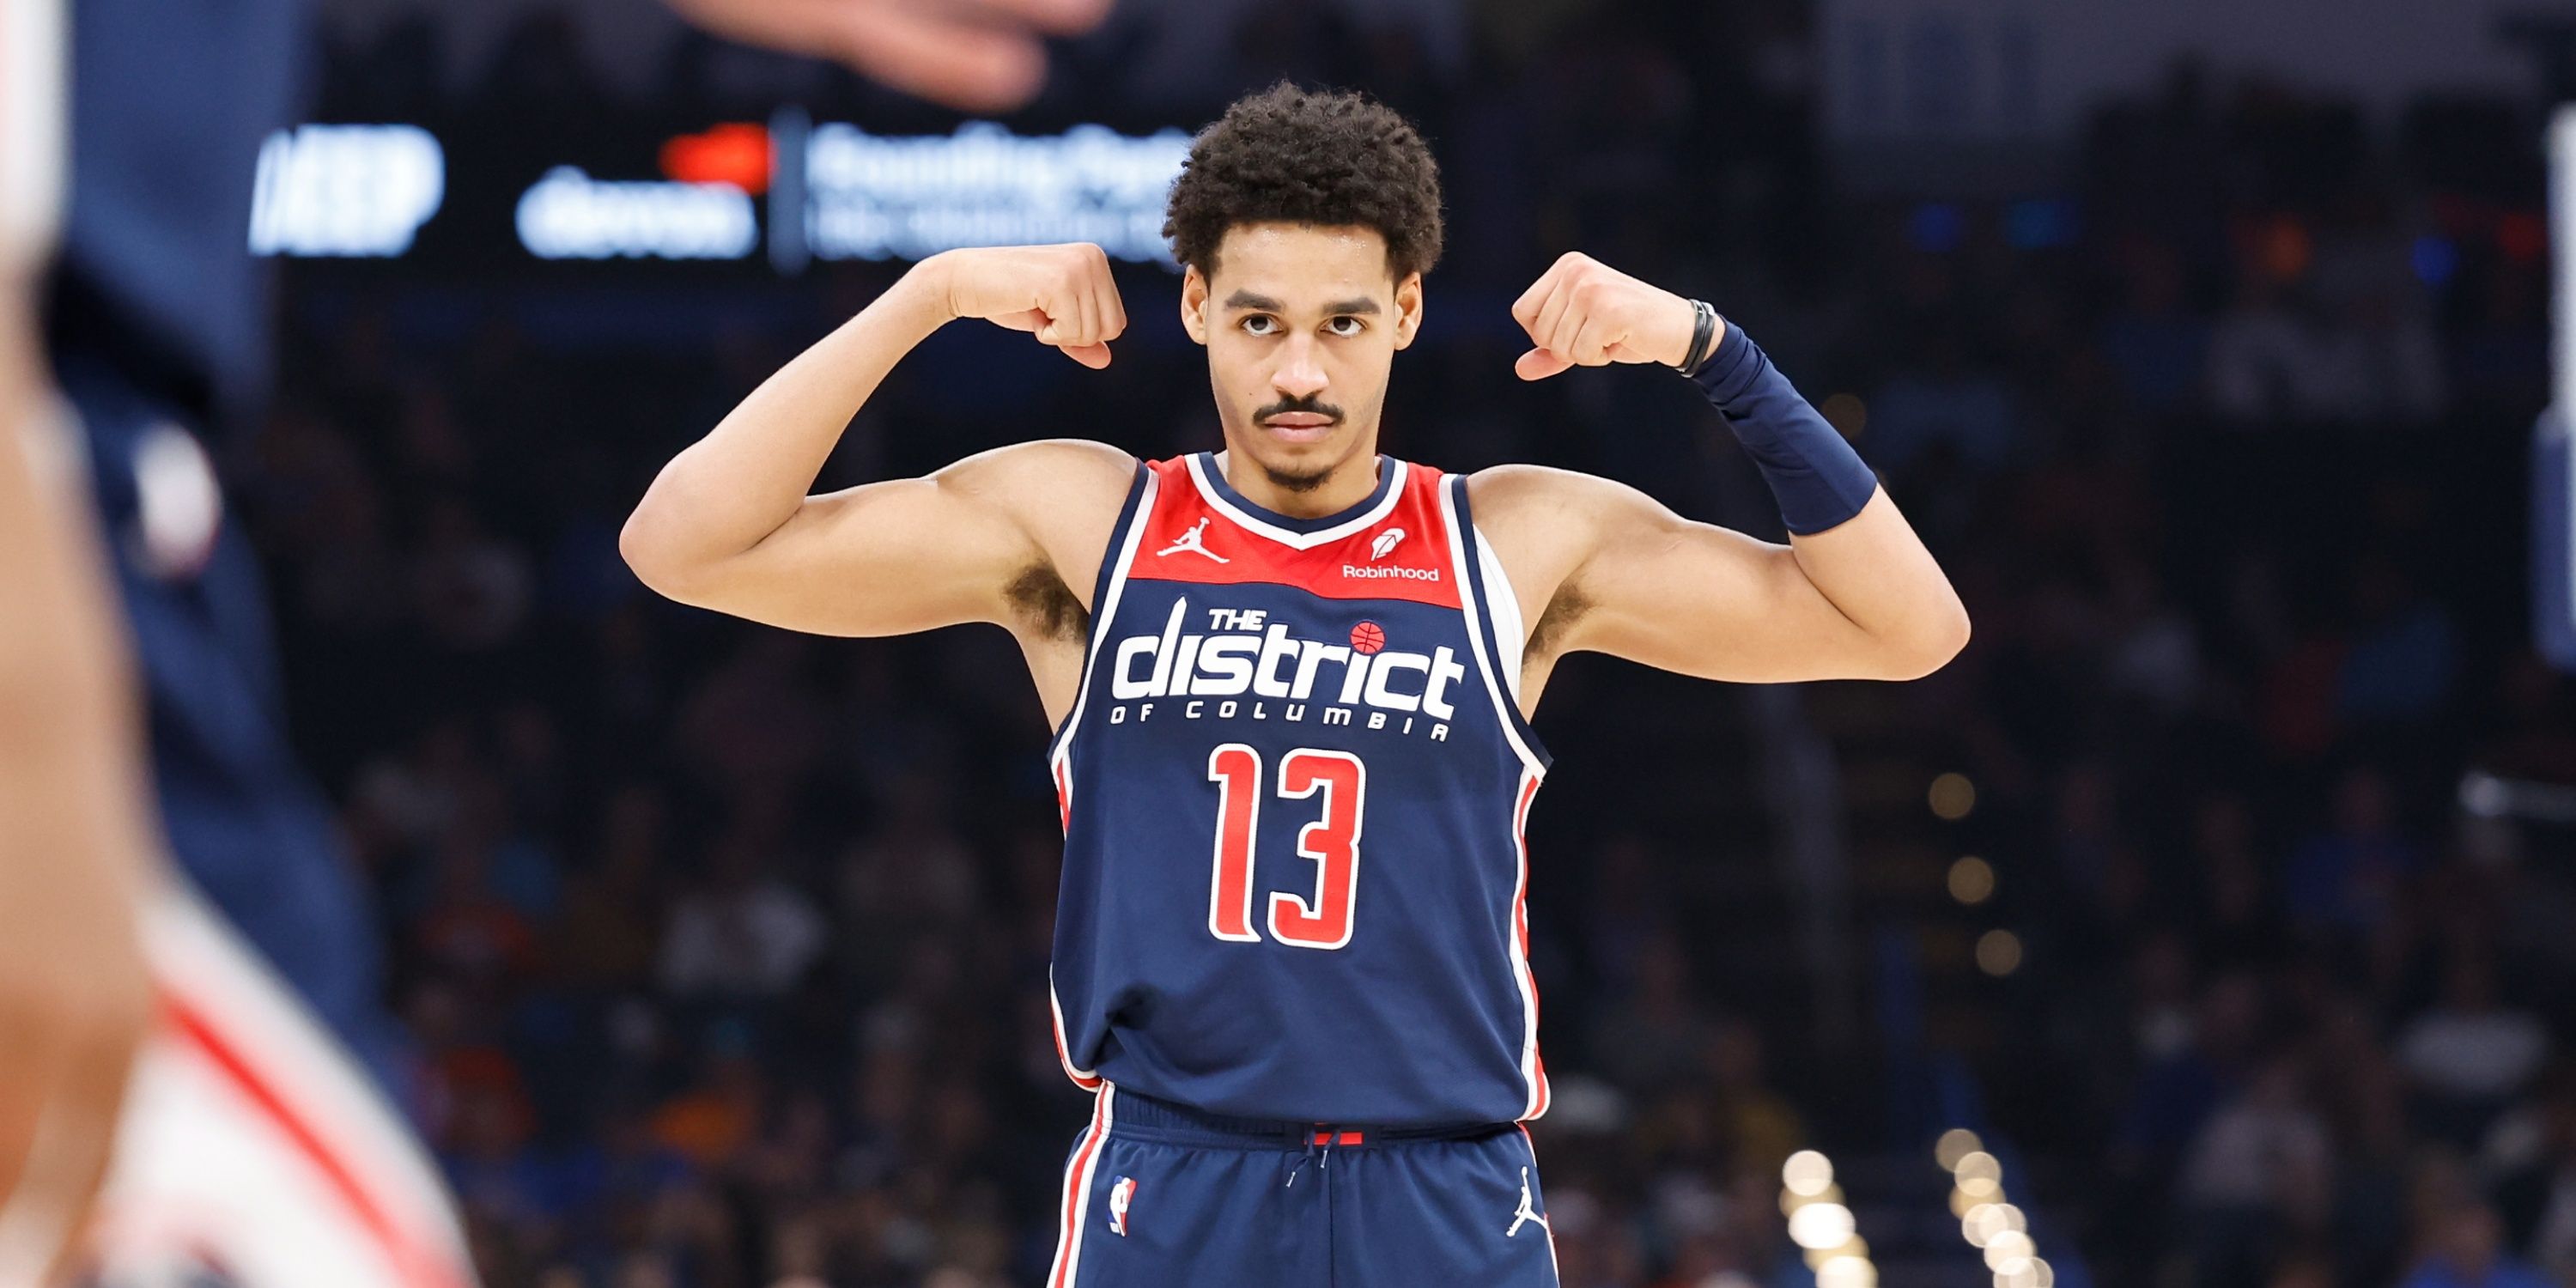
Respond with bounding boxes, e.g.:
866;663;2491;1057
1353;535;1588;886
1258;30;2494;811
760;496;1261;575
643;466;1048;638
653;439;1139;638
1553;489;1889;683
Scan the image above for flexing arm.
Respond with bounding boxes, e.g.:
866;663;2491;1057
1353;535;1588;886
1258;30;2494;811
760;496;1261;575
1486;252;1969;686
620;244;1135;639
1480;468;1965;683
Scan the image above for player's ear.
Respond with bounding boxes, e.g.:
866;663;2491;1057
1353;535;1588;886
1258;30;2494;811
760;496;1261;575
1180;264;1210;346
1392;271;1424;350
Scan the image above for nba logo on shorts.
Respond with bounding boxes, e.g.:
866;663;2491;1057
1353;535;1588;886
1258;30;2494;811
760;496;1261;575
1107;1176;1137;1236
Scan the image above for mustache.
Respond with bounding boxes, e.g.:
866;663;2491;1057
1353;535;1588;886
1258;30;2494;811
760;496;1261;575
1255;395;1345;424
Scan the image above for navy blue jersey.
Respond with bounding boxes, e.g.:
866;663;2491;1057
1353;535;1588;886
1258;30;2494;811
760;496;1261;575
50;0;301;417
1046;453;1554;1127
59;358;392;1078
44;0;394;1077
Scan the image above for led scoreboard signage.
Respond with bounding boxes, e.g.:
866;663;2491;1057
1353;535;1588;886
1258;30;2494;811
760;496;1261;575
253;117;1190;272
796;118;1190;266
516;166;761;261
249;125;446;258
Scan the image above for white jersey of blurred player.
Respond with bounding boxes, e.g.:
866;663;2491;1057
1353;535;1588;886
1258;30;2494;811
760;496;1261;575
57;889;474;1288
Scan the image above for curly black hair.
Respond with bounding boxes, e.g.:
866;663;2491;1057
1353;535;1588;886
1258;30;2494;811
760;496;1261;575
1162;82;1444;282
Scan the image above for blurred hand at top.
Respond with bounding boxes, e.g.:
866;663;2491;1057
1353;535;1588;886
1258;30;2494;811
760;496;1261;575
661;0;1114;114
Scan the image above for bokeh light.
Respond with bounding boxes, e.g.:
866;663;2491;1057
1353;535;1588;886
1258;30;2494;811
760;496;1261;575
1948;856;1996;904
1984;1230;2036;1273
1783;1150;1835;1197
1935;1128;1984;1171
1787;1202;1857;1250
1817;1255;1878;1288
1954;1151;2002;1196
1963;1202;2026;1247
1977;929;2024;976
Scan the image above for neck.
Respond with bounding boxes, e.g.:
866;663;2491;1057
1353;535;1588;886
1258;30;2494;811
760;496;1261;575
1215;446;1383;519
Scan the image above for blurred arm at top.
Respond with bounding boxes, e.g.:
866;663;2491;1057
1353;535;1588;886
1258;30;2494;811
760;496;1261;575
661;0;1116;112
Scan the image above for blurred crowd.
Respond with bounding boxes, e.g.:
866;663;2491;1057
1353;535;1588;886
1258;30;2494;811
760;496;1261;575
226;1;2574;1285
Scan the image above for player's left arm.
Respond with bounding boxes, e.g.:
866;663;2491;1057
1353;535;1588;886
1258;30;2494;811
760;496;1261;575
1492;252;1970;684
1477;467;1967;683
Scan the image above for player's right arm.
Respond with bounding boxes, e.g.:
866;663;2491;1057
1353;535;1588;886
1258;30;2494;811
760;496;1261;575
620;244;1135;640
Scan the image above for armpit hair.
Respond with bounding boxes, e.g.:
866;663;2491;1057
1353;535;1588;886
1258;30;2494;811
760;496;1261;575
1528;581;1590;661
1005;562;1088;641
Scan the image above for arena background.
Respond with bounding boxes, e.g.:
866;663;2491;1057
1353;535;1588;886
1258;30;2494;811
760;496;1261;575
236;0;2576;1284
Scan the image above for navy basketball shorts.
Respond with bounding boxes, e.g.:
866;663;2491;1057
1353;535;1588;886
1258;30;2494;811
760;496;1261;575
1043;1083;1560;1287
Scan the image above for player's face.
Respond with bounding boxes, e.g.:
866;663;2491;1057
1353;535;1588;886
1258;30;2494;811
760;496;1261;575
1182;222;1422;495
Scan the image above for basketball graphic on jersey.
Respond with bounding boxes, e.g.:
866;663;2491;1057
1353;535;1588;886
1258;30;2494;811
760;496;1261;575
1350;621;1386;654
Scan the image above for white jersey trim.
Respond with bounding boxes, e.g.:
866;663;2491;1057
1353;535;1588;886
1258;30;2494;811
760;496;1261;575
1509;771;1548;1121
1048;964;1103;1087
1046;469;1155;1092
1183;453;1410;550
1048;469;1162;768
1473;529;1525;702
1437;477;1546;779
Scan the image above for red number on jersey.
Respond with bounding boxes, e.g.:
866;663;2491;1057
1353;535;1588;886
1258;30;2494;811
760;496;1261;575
1268;750;1364;949
1202;746;1368;949
1206;744;1263;942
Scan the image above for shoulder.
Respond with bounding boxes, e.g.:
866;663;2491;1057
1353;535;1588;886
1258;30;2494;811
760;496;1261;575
1455;466;1628;648
934;439;1139;543
1463;463;1655;541
1461;465;1736;637
940;440;1139;617
936;439;1138;507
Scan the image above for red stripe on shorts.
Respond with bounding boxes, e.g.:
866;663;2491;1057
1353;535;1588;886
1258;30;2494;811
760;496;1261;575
1051;1089;1111;1288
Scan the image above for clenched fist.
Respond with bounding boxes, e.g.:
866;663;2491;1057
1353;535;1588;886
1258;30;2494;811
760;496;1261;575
918;243;1128;370
1509;252;1709;381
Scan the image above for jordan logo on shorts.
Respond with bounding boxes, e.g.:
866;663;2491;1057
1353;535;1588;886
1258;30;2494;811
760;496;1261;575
1157;517;1229;562
1109;1176;1138;1236
1507;1167;1547;1237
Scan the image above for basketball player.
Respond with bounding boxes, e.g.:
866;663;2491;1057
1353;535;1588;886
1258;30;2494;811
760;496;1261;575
0;0;488;1274
623;82;1966;1285
0;0;1110;1278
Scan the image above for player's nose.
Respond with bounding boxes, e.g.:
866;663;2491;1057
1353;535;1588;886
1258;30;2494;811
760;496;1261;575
1273;343;1328;399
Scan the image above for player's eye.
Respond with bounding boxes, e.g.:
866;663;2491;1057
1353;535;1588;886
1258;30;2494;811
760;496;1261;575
1327;317;1366;337
1240;315;1278;336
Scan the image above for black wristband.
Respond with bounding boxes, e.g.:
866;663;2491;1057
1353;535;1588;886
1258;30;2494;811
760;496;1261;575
1674;300;1717;375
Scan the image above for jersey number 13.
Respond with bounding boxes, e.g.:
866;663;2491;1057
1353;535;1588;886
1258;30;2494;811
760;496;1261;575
1205;744;1366;950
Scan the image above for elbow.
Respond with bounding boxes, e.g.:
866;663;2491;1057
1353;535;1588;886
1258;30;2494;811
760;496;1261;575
618;506;690;599
1883;604;1971;681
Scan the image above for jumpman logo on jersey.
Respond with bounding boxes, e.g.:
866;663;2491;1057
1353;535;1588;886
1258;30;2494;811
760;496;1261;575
1157;517;1230;562
1507;1167;1548;1237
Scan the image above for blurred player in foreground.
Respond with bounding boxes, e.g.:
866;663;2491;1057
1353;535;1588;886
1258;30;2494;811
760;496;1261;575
0;0;1109;1280
623;83;1969;1285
